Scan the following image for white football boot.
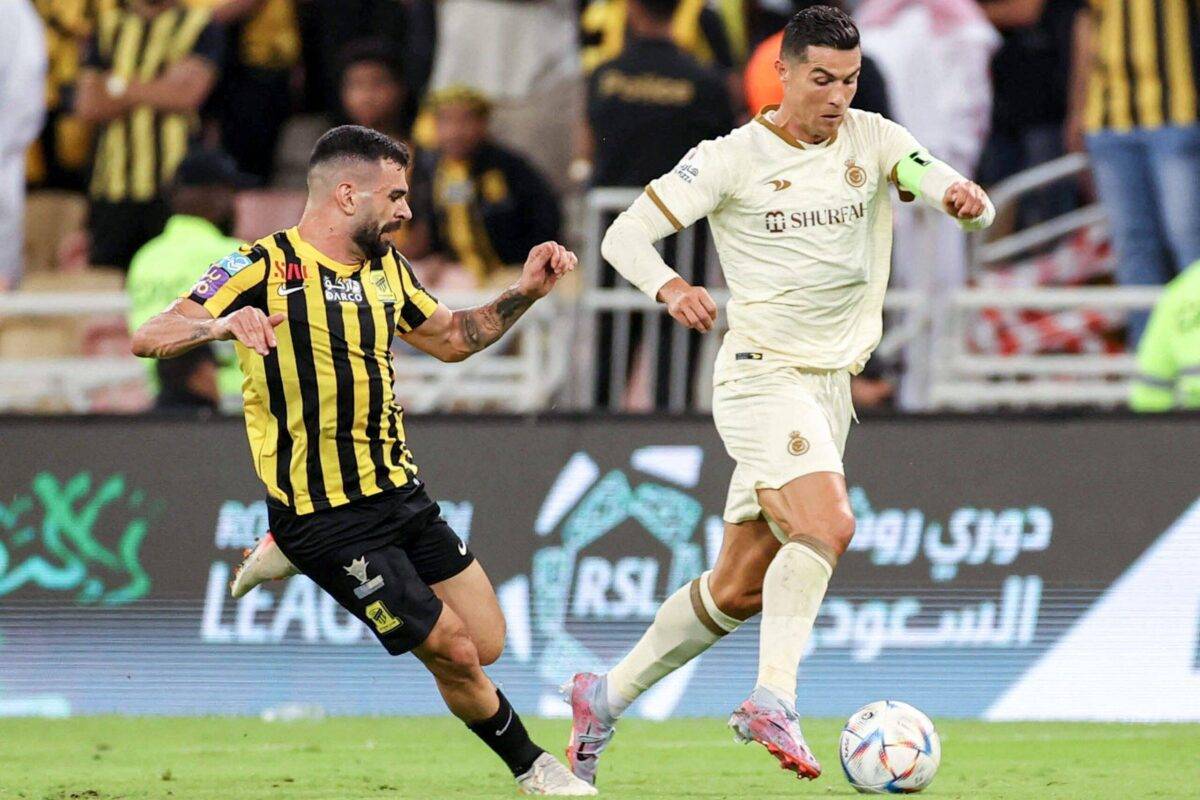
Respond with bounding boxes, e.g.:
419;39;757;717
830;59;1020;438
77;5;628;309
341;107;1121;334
516;753;599;796
230;532;299;598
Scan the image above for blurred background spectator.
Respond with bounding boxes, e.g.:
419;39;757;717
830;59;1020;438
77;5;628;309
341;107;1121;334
975;0;1081;227
196;0;301;186
1068;0;1200;346
125;148;249;412
27;0;96;195
300;0;434;122
428;0;582;193
583;0;735;189
6;0;1190;413
1;0;48;292
75;0;223;271
582;0;739;72
406;86;562;291
338;39;413;145
858;0;1000;410
1130;258;1200;412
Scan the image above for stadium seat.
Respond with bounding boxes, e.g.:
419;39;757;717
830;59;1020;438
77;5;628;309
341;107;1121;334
23;190;88;275
20;268;124;293
272;114;329;188
235;189;308;243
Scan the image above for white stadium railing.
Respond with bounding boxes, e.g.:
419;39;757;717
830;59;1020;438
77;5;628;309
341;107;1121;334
0;153;1164;412
0;291;567;413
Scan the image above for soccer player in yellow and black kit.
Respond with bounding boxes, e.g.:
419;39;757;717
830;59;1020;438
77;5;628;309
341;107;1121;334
131;126;595;796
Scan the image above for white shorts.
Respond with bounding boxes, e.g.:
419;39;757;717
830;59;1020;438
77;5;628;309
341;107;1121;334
712;366;854;526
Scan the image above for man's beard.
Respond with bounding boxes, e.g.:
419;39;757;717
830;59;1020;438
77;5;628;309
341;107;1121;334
351;220;392;260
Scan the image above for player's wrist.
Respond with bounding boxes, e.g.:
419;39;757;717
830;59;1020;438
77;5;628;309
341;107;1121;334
655;277;690;304
512;280;543;301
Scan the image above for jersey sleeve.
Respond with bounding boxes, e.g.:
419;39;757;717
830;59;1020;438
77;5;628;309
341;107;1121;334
643;138;733;232
184;245;268;317
394;251;440;332
875;115;924;182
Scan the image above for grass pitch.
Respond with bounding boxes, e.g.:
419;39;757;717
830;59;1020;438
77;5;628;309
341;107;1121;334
1;716;1197;799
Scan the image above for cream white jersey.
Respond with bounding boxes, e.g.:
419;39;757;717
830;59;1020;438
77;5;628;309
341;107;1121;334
643;106;923;378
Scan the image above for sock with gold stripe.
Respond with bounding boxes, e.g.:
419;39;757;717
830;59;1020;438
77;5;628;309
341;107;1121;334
604;571;742;719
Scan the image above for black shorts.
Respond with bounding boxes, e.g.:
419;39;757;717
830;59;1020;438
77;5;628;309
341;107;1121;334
267;483;475;655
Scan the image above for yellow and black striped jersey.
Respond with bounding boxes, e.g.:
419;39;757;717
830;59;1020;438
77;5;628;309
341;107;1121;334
186;227;439;515
1085;0;1200;131
86;4;223;202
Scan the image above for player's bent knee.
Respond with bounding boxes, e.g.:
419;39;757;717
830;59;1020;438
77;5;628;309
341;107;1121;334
475;632;505;666
427;632;483;682
824;510;856;554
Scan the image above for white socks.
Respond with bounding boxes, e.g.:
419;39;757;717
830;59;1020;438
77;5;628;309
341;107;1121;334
755;541;833;706
605;571;742;717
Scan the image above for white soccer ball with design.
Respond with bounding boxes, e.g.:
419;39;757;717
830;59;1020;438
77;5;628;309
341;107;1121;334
839;700;941;794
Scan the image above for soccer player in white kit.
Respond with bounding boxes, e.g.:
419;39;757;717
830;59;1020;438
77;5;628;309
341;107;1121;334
564;5;994;785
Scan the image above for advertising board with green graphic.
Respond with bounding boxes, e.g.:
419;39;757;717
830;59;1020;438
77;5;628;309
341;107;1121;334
0;415;1197;721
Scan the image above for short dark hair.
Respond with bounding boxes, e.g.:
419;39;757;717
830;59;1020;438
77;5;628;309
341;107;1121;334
308;125;410;171
338;38;405;85
780;4;859;61
630;0;680;23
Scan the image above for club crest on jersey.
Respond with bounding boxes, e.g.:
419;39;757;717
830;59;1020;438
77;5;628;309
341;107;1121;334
370;272;397;302
844;158;867;188
365;600;401;633
788;431;810;456
324;275;364;303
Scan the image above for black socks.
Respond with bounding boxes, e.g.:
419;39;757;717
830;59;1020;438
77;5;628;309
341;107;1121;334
466;689;544;777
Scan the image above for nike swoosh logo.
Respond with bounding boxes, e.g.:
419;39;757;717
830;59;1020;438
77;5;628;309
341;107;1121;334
457;539;467;556
768;179;792;191
495;708;513;736
277;285;305;296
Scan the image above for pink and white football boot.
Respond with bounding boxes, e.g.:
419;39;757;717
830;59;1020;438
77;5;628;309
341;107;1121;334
561;672;617;786
728;687;822;780
230;532;299;598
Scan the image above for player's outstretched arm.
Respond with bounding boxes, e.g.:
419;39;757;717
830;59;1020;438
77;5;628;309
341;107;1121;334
402;241;577;362
893;151;995;231
131;299;285;359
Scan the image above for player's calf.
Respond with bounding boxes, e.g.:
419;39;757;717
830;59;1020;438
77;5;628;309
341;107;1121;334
707;576;764;620
416;610;595;795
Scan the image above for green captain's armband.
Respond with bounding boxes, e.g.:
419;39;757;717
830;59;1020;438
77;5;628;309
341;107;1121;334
894;151;934;199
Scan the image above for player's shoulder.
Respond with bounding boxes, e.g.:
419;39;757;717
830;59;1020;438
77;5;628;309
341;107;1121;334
691;120;758;161
841;109;912;148
842;108;891;134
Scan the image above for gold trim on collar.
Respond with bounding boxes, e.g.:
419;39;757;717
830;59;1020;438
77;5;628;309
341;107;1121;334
754;105;837;149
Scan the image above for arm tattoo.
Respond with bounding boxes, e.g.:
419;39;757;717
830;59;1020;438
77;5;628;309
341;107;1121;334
455;285;534;354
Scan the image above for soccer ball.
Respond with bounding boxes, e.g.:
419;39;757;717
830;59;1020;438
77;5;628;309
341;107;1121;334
839;700;941;794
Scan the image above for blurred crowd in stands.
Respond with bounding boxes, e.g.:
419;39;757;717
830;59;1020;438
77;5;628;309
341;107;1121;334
4;0;1200;411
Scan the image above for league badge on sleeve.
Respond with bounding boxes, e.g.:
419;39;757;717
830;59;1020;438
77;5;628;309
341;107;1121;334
216;252;253;276
190;252;252;300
